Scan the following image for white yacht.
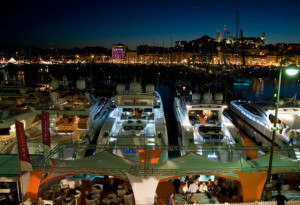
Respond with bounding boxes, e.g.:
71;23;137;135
174;91;245;161
231;96;300;160
0;79;40;154
96;78;168;162
10;78;111;160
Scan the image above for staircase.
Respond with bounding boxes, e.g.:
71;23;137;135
143;149;151;177
34;142;72;168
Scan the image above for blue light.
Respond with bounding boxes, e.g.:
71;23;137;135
123;149;138;154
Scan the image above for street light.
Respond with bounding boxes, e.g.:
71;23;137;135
266;63;299;199
90;55;94;95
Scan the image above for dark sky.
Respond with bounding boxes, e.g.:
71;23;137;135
1;0;300;49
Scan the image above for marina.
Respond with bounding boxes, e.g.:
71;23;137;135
1;0;300;202
0;64;300;205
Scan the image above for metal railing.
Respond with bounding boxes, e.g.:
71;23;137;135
43;143;300;152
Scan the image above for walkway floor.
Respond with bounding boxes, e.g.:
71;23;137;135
239;130;259;159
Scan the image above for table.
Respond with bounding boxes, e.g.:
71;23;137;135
175;193;219;204
102;198;112;205
112;197;122;203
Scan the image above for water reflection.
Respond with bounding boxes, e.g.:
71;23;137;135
233;77;300;102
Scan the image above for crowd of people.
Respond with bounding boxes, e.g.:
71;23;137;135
18;177;134;205
169;176;241;204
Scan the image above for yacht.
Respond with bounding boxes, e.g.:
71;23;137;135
0;79;40;154
231;95;300;160
10;78;111;160
96;78;168;162
174;89;245;161
175;79;192;96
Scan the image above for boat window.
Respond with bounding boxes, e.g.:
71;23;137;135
93;107;103;120
98;98;106;106
123;126;144;130
241;104;250;111
269;114;275;123
249;107;262;117
199;126;221;132
190;110;219;125
123;108;133;112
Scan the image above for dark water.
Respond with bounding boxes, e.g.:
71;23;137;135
233;76;300;102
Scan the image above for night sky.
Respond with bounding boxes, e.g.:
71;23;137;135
1;0;300;49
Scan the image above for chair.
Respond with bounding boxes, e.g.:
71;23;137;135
90;190;101;200
44;190;52;200
92;184;102;194
117;190;126;198
60;179;69;189
54;196;62;205
108;193;117;199
124;194;133;205
62;199;73;205
51;184;62;197
74;178;82;190
85;198;99;205
71;190;81;205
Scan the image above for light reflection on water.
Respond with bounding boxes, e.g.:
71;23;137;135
233;77;300;102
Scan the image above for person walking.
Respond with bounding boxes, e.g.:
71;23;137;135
273;191;288;205
289;131;295;145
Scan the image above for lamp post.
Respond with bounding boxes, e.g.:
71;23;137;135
90;55;94;95
266;63;299;199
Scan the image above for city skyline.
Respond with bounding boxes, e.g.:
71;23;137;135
1;0;300;49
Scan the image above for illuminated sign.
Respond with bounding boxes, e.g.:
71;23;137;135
123;149;138;154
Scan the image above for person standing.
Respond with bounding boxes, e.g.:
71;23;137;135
207;179;213;195
179;182;188;194
228;182;238;202
37;197;45;205
273;191;288;205
23;198;33;205
220;181;228;203
68;178;76;194
199;182;208;193
167;193;175;205
289;131;295;145
213;180;220;197
189;181;199;193
279;122;284;134
173;178;180;193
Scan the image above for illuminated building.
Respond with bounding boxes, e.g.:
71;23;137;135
126;51;138;63
112;44;127;63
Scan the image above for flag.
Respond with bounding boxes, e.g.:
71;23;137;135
134;97;136;106
227;31;230;34
42;111;51;153
16;121;33;172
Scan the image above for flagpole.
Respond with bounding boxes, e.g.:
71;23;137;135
15;120;24;203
